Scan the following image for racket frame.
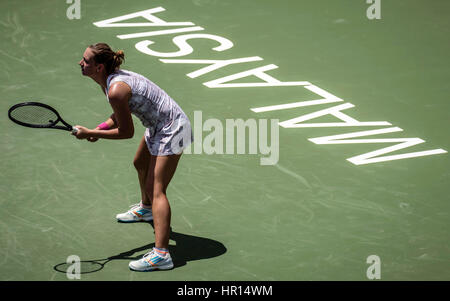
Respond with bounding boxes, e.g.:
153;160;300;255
8;101;77;132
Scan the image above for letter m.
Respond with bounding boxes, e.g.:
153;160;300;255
309;127;447;165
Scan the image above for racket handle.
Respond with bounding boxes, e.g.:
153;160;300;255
72;127;79;134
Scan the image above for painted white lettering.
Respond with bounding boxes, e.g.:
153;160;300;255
309;127;448;165
135;33;233;58
160;56;263;78
117;26;204;40
92;7;447;165
204;64;310;88
251;84;343;113
279;103;391;128
93;7;194;27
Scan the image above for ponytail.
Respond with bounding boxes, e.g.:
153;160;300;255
112;50;125;72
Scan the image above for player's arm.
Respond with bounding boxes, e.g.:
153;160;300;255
75;82;134;140
86;113;117;142
98;85;118;129
95;113;117;130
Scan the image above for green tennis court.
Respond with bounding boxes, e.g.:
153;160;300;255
1;0;449;281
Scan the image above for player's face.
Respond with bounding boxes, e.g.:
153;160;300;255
79;47;98;77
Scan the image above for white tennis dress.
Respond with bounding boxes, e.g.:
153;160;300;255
106;69;192;155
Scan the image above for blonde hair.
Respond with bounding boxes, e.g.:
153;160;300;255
88;43;124;74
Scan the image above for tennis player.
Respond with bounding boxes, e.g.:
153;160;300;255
74;42;192;271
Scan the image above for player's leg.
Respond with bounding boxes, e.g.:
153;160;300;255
116;136;153;222
128;153;181;271
133;135;151;206
148;153;182;249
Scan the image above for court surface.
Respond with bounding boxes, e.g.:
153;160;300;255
1;0;449;281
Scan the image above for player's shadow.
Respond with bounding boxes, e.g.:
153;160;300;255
53;223;227;274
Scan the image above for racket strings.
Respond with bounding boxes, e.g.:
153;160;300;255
10;105;58;126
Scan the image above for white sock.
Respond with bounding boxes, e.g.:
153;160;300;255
140;200;152;209
154;247;169;257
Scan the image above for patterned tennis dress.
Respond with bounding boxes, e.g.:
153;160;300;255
106;69;192;155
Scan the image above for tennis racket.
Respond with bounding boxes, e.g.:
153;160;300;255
8;102;78;133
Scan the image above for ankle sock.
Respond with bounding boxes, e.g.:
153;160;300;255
154;247;169;256
140;200;152;210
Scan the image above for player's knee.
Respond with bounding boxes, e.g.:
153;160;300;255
152;189;167;202
133;157;146;172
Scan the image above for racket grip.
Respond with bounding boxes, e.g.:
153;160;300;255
72;127;79;134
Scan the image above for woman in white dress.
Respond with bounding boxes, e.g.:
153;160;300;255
74;42;192;271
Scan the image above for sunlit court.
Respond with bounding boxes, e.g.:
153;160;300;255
1;0;449;282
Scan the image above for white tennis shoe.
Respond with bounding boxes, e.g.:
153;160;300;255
129;248;174;271
116;203;153;222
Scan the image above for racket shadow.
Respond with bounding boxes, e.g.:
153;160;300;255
53;222;227;274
